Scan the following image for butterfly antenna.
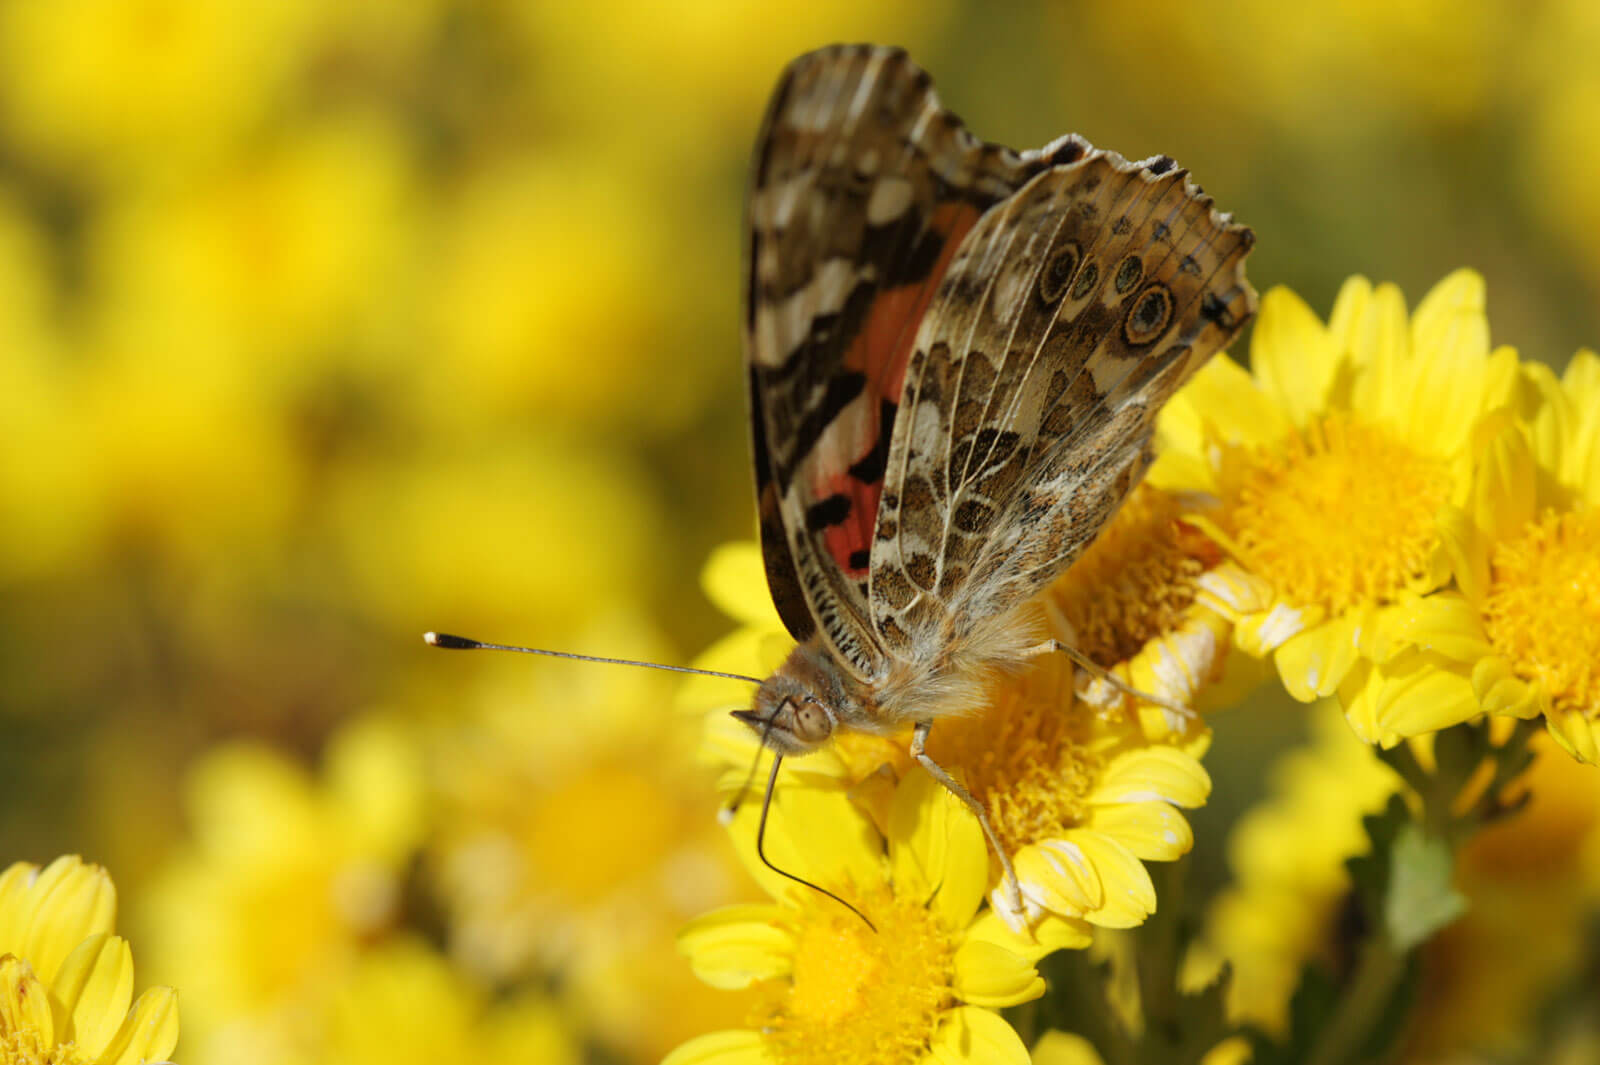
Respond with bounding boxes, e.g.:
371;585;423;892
423;632;764;684
753;754;877;933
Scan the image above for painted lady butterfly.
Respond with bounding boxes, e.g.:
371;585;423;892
731;45;1256;904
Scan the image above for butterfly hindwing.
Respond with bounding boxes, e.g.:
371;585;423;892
745;45;1089;679
867;155;1256;662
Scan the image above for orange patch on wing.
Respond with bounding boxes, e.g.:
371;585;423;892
814;201;978;579
843;201;979;403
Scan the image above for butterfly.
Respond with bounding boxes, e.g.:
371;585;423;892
729;44;1256;909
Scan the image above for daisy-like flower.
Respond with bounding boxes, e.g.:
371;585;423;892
1156;269;1519;743
666;769;1067;1065
691;540;1212;936
1355;350;1600;760
0;855;179;1065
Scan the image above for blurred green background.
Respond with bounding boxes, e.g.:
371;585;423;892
1;0;1597;1061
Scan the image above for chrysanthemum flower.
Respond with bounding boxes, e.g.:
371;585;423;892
1354;351;1600;760
666;770;1064;1065
0;855;179;1065
139;712;423;1063
691;542;1212;935
1156;269;1519;743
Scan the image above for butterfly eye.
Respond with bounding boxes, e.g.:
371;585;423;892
791;701;834;744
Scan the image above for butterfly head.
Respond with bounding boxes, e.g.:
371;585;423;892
734;680;836;754
732;641;866;755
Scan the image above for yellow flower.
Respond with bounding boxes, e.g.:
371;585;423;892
667;770;1061;1065
297;938;578;1065
0;0;316;178
0;855;179;1065
1185;702;1399;1035
1032;1029;1250;1065
1355;351;1600;761
139;713;424;1065
1155;269;1519;744
693;542;1211;936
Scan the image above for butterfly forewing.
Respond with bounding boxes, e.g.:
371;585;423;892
866;155;1255;672
744;45;1091;681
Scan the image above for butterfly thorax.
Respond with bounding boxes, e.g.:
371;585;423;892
736;606;1044;756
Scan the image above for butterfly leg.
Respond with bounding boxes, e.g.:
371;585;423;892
910;720;1024;916
1022;639;1198;720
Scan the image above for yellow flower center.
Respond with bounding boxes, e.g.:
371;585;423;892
1045;485;1218;665
1483;509;1600;719
927;667;1101;855
1225;414;1449;614
1;1031;84;1065
755;883;955;1065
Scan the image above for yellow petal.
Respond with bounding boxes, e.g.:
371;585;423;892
1086;802;1194;862
16;856;117;985
1401;269;1490;456
99;986;180;1065
1371;592;1491;664
1275;612;1363;701
1090;746;1210;809
1170;355;1291;447
1547;709;1600;765
1368;652;1481;741
888;769;989;927
928;1006;1031;1065
0;861;39;955
1251;286;1340;429
1325;275;1373;364
702;542;785;628
951;938;1044;1007
1471;656;1543;719
1070;834;1156;929
663;1030;772;1065
965;910;1091;962
1349;282;1412;425
676;904;792;990
1032;1030;1107;1065
0;955;57;1047
1014;841;1099;915
50;933;133;1056
1473;421;1538;545
1234;601;1318;658
725;781;882;904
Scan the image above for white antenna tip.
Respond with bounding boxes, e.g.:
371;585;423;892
423;632;441;646
717;805;736;827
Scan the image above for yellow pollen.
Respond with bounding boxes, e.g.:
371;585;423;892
1483;509;1600;719
1045;485;1217;666
755;882;955;1065
928;668;1102;856
1225;413;1448;613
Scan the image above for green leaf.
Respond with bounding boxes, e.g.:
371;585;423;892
1385;822;1467;951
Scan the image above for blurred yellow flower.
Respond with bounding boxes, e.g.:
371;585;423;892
668;770;1052;1065
1032;1029;1250;1065
88;112;420;372
139;713;424;1065
424;628;754;1063
294;937;577;1065
1186;703;1399;1035
1157;270;1518;744
1361;352;1600;760
0;855;178;1065
0;0;316;178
